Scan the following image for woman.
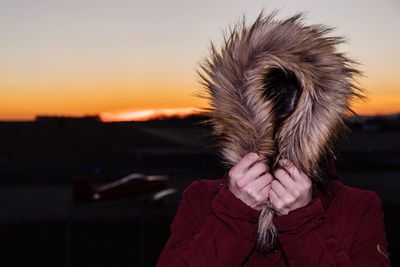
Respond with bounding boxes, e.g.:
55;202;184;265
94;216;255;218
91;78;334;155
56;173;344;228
157;11;390;266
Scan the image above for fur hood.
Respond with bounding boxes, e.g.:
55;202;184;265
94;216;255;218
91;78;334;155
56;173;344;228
198;11;363;248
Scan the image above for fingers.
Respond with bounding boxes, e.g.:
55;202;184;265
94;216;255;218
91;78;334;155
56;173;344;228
270;179;286;197
269;159;314;216
244;173;273;209
279;158;312;189
245;172;273;194
229;152;259;179
278;158;306;182
259;172;274;187
269;188;286;215
237;152;260;173
270;181;292;216
269;189;278;205
259;184;271;198
239;161;268;187
273;168;295;189
228;153;274;211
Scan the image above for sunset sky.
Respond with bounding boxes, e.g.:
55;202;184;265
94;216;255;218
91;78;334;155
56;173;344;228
1;0;399;121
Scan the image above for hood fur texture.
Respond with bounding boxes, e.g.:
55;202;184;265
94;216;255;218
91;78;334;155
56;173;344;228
198;11;364;248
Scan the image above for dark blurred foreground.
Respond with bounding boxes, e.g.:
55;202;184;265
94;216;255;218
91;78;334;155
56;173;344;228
0;114;399;266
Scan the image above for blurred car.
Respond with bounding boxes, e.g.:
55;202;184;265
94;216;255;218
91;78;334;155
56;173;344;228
73;173;178;204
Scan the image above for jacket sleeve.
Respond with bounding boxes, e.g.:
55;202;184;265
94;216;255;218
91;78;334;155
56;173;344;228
273;192;391;267
157;181;261;267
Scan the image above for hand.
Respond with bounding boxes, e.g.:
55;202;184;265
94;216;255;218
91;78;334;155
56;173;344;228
228;152;274;210
269;159;312;216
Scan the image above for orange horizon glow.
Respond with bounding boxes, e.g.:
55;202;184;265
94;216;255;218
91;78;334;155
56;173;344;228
98;101;400;122
1;91;399;122
95;91;400;122
351;93;400;116
99;107;205;122
0;104;398;122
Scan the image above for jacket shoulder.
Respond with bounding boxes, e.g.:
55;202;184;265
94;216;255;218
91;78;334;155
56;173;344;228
333;180;384;218
183;178;224;200
174;178;225;228
182;178;224;204
335;181;383;205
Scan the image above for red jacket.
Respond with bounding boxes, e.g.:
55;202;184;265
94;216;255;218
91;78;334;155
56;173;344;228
157;176;390;266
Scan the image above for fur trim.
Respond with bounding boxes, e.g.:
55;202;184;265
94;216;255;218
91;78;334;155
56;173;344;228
198;10;364;249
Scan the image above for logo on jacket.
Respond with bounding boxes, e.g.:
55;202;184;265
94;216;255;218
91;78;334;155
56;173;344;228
377;244;389;259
